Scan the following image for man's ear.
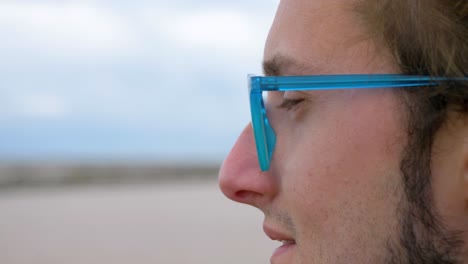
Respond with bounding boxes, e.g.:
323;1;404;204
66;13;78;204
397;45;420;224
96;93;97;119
463;116;468;213
462;126;468;260
431;114;468;221
464;138;468;212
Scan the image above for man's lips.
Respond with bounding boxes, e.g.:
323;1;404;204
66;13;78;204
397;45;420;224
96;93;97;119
263;223;296;260
263;223;295;243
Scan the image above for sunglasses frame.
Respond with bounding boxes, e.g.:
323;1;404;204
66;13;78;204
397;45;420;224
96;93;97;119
248;74;467;171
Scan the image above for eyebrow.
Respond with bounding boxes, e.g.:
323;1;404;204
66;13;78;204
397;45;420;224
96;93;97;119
262;54;319;76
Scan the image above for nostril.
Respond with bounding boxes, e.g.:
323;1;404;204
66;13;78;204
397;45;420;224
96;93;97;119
235;190;262;202
235;190;250;199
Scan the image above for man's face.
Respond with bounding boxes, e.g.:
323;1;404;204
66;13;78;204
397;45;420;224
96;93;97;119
219;0;467;263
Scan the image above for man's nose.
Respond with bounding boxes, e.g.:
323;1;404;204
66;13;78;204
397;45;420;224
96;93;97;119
218;124;278;208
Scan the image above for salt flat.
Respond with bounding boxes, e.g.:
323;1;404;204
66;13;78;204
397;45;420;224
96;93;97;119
0;180;276;264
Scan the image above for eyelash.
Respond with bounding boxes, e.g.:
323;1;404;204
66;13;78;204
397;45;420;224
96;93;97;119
277;98;305;111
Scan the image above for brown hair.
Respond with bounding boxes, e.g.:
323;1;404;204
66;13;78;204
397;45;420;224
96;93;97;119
355;0;467;107
356;0;467;76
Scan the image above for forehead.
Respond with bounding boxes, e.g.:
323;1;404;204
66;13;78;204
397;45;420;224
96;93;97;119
264;0;372;75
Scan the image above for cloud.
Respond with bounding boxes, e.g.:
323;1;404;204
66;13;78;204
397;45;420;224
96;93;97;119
9;92;68;120
0;2;270;122
169;10;253;49
140;6;272;59
0;2;139;58
0;0;279;160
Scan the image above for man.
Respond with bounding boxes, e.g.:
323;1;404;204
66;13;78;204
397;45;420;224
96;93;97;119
218;0;467;263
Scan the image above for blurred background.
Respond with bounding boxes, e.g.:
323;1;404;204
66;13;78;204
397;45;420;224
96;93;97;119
0;0;279;263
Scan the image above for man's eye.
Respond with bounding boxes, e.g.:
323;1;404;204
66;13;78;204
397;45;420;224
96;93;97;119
277;98;305;111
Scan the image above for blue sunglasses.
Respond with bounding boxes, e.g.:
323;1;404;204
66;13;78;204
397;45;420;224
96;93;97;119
249;74;467;171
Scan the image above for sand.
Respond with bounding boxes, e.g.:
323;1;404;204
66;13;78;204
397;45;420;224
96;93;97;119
0;180;276;264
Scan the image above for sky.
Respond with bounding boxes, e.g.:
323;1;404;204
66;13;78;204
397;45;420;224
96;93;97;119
0;0;279;164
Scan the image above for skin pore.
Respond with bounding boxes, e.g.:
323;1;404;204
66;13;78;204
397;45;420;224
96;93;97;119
218;0;468;263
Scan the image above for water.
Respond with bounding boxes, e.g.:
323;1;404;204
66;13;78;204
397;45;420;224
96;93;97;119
0;180;275;264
